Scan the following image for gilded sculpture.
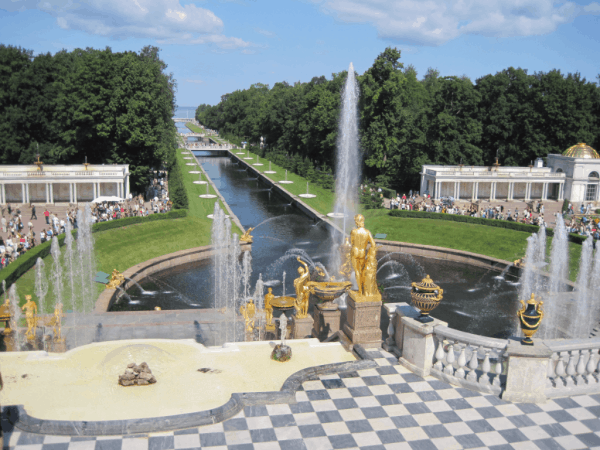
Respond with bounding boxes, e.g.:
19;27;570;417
240;227;254;243
338;236;353;280
264;287;274;327
349;214;381;302
0;297;11;334
22;295;37;340
106;269;125;289
294;257;310;318
239;299;256;332
52;302;66;342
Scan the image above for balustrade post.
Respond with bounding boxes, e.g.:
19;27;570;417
503;339;552;403
398;315;447;377
455;345;467;379
466;346;479;381
493;353;503;387
443;343;456;376
434;340;444;371
479;351;491;385
565;352;577;387
588;349;598;384
576;350;587;385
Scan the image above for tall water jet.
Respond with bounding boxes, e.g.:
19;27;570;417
333;62;361;238
519;234;538;303
34;258;48;317
575;237;595;337
63;221;77;315
76;204;97;314
549;214;569;294
8;284;21;350
592;246;600;293
50;237;64;314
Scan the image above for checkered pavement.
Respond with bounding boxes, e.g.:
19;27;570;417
5;350;600;450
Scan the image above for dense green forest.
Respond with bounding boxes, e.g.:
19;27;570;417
197;48;600;192
0;44;176;193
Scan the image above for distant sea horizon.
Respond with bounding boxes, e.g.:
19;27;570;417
173;106;197;119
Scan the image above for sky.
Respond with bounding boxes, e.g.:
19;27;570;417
1;0;599;108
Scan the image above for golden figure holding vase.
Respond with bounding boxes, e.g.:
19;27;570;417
240;227;254;243
106;269;125;289
264;288;275;329
239;298;256;332
22;295;37;340
349;214;381;303
294;258;310;318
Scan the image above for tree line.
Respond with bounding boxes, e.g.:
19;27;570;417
0;44;177;194
197;47;600;192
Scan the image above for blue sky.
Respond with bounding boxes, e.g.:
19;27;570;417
1;0;599;107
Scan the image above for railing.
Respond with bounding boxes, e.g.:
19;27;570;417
545;338;600;398
431;325;508;395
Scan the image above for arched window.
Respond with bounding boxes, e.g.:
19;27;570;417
586;171;599;201
556;168;563;173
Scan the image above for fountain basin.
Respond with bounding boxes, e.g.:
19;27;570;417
279;181;293;184
199;194;218;198
193;181;207;184
1;339;356;422
307;281;352;302
299;194;316;198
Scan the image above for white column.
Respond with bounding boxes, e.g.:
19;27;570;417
125;177;130;199
25;184;30;204
69;184;73;203
45;183;49;204
491;182;495;201
508;182;513;200
558;183;564;201
524;183;530;201
49;184;54;203
0;184;4;204
471;182;475;201
542;182;548;200
456;182;460;200
475;182;479;201
73;183;78;203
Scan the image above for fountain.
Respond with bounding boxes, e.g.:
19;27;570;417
279;170;293;184
299;181;316;198
253;154;263;166
327;62;360;235
199;183;217;199
264;161;276;174
193;171;207;184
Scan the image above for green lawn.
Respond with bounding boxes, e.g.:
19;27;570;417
234;149;335;215
362;209;583;281
11;146;240;313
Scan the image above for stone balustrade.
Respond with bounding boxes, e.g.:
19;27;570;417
432;325;507;396
383;302;600;402
545;338;600;398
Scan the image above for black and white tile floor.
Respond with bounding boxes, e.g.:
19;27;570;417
5;350;600;450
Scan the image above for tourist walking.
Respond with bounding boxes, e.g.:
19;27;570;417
30;204;37;220
44;208;50;224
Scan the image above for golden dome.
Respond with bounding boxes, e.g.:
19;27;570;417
563;143;600;159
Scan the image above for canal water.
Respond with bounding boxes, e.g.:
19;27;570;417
118;153;522;339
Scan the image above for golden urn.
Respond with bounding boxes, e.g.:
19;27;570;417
517;293;544;346
411;275;443;323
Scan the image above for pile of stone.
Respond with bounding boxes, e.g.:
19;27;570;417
118;362;157;386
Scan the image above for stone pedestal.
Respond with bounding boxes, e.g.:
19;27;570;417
503;339;552;403
312;304;341;341
342;294;382;349
293;315;314;339
399;316;447;377
382;302;420;357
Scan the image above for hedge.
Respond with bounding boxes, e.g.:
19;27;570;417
380;187;396;199
0;209;188;290
388;210;590;245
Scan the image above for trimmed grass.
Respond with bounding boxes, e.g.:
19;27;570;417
11;146;239;313
363;209;583;281
234;149;335;215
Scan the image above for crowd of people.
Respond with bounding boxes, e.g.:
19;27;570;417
0;170;172;270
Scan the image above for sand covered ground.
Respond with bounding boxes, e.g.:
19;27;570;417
0;338;355;421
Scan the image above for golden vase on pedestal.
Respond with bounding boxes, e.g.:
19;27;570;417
517;293;544;346
411;275;443;323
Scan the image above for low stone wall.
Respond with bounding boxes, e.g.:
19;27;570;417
95;243;252;313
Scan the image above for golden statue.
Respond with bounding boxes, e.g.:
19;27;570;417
22;295;37;340
52;302;65;342
294;257;310;319
363;245;382;300
240;227;254;243
264;287;274;326
338;237;352;280
349;214;379;302
0;297;11;334
239;299;256;332
106;269;125;289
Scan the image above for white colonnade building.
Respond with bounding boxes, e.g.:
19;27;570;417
0;163;130;204
420;143;600;204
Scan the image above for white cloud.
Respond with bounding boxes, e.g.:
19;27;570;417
2;0;253;50
254;27;278;39
308;0;600;46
